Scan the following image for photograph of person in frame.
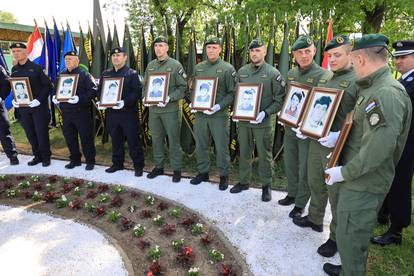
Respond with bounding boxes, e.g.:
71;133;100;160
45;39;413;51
14;81;29;101
284;90;305;119
149;77;164;98
238;88;256;112
307;95;332;131
59;78;74;97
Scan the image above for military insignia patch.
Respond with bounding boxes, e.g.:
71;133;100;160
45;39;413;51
319;79;327;84
407;77;413;82
356;96;365;105
166;68;172;72
148;68;155;71
261;74;268;78
231;71;237;78
216;69;223;73
196;68;204;72
365;100;377;113
396;41;403;47
239;74;248;78
288;76;295;81
306;78;313;83
340;80;349;88
336;36;344;44
306;38;312;45
369;112;380;126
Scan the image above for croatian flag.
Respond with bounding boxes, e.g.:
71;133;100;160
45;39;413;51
27;23;45;65
321;18;333;69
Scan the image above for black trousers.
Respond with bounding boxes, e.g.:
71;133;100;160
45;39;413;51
107;111;144;169
19;105;51;161
379;135;414;230
62;109;96;164
0;102;17;158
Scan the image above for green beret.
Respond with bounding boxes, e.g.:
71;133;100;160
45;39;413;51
324;35;350;51
110;47;125;55
292;35;314;51
64;51;78;58
10;43;27;49
352;34;389;51
205;35;221;46
249;38;265;49
153;35;168;44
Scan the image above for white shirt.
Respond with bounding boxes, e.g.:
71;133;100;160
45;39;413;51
402;68;414;80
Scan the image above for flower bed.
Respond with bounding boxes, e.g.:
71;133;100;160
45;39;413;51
0;174;245;276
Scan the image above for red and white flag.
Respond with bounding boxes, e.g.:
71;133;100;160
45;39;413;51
27;23;44;64
321;18;333;69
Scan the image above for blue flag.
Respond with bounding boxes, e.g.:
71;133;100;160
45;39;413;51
59;24;77;72
44;22;58;126
53;19;61;73
0;49;13;110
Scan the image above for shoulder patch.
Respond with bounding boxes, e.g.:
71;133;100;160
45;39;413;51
239;74;248;78
306;78;314;84
365;100;378;113
216;69;223;73
319;79;327;84
178;68;187;79
356;96;365;105
231;71;237;78
340;80;350;88
365;99;385;128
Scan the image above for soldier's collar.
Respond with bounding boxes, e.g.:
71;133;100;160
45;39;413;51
17;59;30;67
298;61;316;74
207;57;221;65
114;64;127;72
333;66;353;76
157;56;170;64
250;61;265;71
67;67;79;74
356;66;389;89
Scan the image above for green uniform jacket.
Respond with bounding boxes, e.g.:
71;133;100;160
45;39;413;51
341;66;412;194
286;61;331;134
237;62;286;128
144;57;187;113
194;58;236;117
318;67;358;131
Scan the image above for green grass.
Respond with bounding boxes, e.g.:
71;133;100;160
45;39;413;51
8;117;414;275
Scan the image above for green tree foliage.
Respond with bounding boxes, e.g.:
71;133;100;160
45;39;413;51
0;10;17;23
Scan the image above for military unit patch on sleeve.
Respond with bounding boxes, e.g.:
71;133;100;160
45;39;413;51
365;99;385;128
178;68;187;79
340;80;350;88
364;100;377;113
319;79;327;84
231;71;237;81
275;74;286;87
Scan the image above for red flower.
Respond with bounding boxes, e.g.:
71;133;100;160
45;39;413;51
110;195;124;207
217;263;236;276
140;209;153;219
69;199;82;210
130;191;139;198
160;223;176;235
43;191;58;203
149;261;161;273
62;184;73;193
120;216;135;231
157;202;169;211
33;183;43;191
183;246;193;256
96;207;106;216
138;239;151;250
72;179;84;187
201;234;213;246
97;184;109;193
86;190;98;199
47;175;58;183
20;191;31;199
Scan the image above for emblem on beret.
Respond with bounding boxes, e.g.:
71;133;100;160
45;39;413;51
115;49;119;53
396;41;403;47
306;38;312;45
336;36;344;44
350;39;354;47
16;43;21;47
369;113;380;126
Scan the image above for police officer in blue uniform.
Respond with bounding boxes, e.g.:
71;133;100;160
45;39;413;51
52;51;97;170
372;40;414;246
10;42;53;167
96;47;144;176
0;64;18;165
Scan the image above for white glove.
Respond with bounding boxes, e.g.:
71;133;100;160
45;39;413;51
250;111;266;124
319;131;340;148
52;95;59;105
203;104;220;115
28;99;40;108
189;103;197;113
292;126;307;140
326;152;332;159
12;99;19;108
96;101;106;110
276;111;284;126
112;100;124;110
157;96;170;107
325;166;344;185
0;97;2;103
67;95;79;104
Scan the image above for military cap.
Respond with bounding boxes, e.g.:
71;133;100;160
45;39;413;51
10;42;27;49
352;34;389;51
249;38;265;49
392;40;414;57
292;35;314;51
153;35;168;44
110;47;125;55
64;51;78;57
205;35;222;46
324;35;350;51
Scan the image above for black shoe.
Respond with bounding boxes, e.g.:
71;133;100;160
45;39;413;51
318;239;338;257
28;158;42;166
135;168;143;177
85;163;95;171
147;168;164;179
288;206;303;218
371;230;402;246
219;176;228;191
261;186;272;202
278;195;295;206
293;215;323;232
42;160;51;167
65;161;81;169
105;165;124;173
9;156;19;165
377;214;389;225
190;172;209;185
229;183;249;193
323;263;341;276
172;171;181;182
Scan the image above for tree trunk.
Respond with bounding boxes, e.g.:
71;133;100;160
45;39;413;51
361;1;386;34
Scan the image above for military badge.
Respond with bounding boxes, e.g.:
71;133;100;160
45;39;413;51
369;112;380;126
365;100;377;113
336;36;344;44
396;41;403;47
306;38;312;45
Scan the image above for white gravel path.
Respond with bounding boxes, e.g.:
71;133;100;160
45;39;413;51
0;205;127;276
0;153;340;276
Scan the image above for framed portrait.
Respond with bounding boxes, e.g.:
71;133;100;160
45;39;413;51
144;72;170;105
191;77;218;111
10;77;33;106
299;87;344;140
278;81;313;128
326;111;354;169
56;74;79;102
232;83;262;121
99;77;124;107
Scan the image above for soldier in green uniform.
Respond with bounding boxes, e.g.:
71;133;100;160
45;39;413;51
293;36;358;257
190;36;236;190
278;36;331;217
144;36;187;183
323;34;412;276
229;38;286;201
